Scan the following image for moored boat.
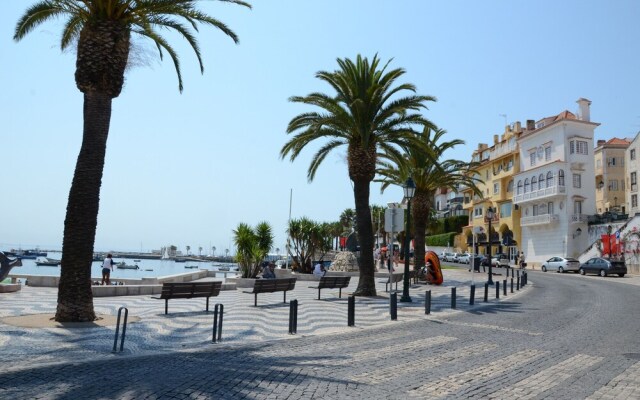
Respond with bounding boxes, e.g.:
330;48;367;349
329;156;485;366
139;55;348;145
115;262;139;270
35;257;61;266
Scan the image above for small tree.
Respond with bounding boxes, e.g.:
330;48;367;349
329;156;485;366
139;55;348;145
233;222;274;278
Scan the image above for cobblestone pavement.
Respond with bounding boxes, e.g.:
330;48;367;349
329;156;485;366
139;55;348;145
2;269;639;399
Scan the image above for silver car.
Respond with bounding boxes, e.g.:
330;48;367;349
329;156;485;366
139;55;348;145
541;257;580;273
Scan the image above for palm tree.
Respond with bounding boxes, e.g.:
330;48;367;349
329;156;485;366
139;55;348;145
233;222;273;278
281;54;435;296
377;127;481;272
186;245;191;256
14;0;251;322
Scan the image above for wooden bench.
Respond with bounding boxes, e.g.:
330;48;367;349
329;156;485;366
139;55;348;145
308;276;351;300
152;281;222;315
381;273;404;292
243;278;297;306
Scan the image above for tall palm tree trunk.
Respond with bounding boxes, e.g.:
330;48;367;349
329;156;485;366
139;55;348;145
56;92;113;321
352;178;376;296
412;192;431;273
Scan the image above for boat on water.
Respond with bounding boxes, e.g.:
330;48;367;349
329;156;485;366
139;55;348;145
184;265;199;269
115;262;139;270
35;257;61;266
134;259;141;262
14;249;48;260
174;258;187;263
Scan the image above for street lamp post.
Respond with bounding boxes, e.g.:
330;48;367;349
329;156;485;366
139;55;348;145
486;207;495;285
608;225;613;258
400;177;416;303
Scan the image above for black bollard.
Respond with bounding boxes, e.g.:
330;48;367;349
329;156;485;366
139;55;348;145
288;300;298;334
484;282;489;302
451;287;456;309
212;304;224;343
348;295;355;326
469;284;476;305
390;292;398;321
503;280;507;296
425;290;431;315
496;281;500;299
511;278;514;293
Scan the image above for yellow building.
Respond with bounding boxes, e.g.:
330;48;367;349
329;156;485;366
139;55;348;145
594;138;630;214
460;124;524;261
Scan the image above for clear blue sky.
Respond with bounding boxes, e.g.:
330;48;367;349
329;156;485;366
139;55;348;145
2;1;639;254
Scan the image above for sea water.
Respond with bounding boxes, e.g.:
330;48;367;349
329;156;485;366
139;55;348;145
11;252;238;280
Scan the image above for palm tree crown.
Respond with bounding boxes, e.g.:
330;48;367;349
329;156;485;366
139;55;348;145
14;0;251;93
281;54;436;296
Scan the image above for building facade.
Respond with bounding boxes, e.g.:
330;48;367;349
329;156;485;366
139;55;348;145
512;98;598;265
594;138;630;214
461;125;522;260
625;132;640;216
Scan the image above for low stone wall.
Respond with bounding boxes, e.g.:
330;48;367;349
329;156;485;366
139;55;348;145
0;283;21;293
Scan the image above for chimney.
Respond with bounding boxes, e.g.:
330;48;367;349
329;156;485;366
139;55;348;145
514;121;522;132
597;139;606;146
526;120;535;131
577;98;592;122
494;135;499;144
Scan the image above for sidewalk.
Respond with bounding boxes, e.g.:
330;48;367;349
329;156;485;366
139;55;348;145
0;268;531;371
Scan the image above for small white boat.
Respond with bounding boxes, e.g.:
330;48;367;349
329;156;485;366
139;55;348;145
35;257;61;266
115;262;139;270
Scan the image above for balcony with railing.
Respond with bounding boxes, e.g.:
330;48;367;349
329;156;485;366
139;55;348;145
513;185;566;205
570;214;589;224
521;214;559;227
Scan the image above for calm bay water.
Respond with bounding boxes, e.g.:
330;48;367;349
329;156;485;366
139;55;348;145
11;252;238;280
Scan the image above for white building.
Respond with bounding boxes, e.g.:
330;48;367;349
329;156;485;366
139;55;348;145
625;132;640;216
512;98;598;265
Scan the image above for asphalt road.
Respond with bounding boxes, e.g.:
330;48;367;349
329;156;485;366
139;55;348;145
3;271;639;399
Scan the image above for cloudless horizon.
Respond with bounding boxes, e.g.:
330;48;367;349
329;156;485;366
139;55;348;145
2;1;640;255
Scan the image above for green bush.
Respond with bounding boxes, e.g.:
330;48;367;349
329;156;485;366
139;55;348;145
426;232;457;246
429;215;468;235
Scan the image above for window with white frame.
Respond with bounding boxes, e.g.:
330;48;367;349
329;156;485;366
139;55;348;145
545;145;551;161
539;203;547;214
632;172;637;190
573;173;581;188
507;180;514;192
531;176;538;191
493;182;500;194
570;140;588;155
500;202;512;218
558;170;565;186
473;206;484;217
532;204;538;216
517;180;523;195
577;140;588;154
524;178;530;193
608;157;616;166
596;159;602;169
633;194;638;208
574;200;583;215
548;201;554;214
539;173;546;189
631;149;636;161
609;180;618;191
530;151;536;166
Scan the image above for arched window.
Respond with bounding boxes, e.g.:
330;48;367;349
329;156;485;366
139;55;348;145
547;171;554;187
558;169;565;186
531;176;538;192
517;180;523;195
539;173;546;189
524;178;530;193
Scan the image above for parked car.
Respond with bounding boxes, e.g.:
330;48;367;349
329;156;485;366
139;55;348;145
491;253;510;267
455;253;471;264
442;252;457;262
540;256;580;273
578;257;627;277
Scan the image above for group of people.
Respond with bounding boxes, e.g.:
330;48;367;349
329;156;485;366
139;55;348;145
260;261;326;278
374;247;400;271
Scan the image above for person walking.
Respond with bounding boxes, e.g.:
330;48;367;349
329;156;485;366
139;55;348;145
519;251;526;269
101;254;114;285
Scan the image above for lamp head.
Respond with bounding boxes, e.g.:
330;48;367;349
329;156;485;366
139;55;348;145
403;177;416;200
